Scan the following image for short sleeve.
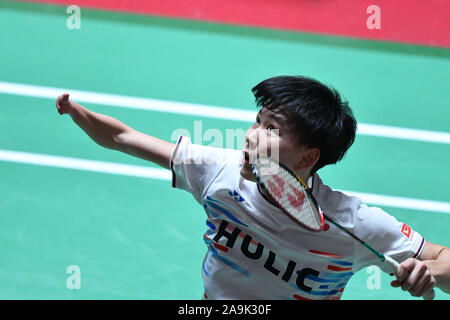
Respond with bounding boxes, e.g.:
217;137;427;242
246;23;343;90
170;136;241;203
352;204;425;272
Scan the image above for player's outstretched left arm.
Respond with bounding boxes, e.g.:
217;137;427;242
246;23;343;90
391;241;450;298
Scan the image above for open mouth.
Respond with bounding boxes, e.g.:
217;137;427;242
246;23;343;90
243;151;250;164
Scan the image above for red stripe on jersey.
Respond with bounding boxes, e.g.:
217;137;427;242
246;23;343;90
309;250;341;259
327;265;352;272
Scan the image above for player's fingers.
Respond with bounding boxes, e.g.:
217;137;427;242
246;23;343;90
60;93;70;104
408;275;427;296
396;258;415;282
422;288;436;300
409;270;436;298
56;93;70;114
56;98;62;113
401;262;425;292
56;94;64;106
414;284;435;299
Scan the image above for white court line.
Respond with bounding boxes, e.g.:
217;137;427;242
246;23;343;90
1;81;450;144
0;149;171;180
1;149;449;214
342;191;450;215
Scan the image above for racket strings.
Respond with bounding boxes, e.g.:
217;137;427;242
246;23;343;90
258;162;320;229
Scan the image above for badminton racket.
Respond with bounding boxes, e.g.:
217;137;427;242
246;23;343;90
251;155;435;300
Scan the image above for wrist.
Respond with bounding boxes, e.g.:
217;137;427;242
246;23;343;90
424;258;450;294
68;101;83;117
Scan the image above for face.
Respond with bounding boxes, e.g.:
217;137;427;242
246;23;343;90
240;107;310;182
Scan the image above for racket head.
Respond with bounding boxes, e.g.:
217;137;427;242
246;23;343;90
251;156;325;231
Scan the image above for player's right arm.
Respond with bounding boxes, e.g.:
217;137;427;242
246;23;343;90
55;93;175;169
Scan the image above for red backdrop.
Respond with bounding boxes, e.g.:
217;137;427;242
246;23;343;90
18;0;450;47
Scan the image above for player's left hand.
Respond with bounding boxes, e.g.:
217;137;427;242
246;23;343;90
391;258;436;299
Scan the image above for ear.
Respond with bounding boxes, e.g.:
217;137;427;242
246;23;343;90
294;147;320;170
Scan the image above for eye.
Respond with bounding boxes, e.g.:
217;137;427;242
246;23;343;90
267;125;280;137
256;116;261;124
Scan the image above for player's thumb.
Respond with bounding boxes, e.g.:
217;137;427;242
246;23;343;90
390;279;401;288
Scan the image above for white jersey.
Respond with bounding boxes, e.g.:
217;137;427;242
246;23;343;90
170;136;425;300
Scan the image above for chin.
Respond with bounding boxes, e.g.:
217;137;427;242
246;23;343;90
240;164;257;182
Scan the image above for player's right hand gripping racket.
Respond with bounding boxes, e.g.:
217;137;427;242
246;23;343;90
252;156;435;300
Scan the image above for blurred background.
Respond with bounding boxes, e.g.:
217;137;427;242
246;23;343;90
0;0;449;299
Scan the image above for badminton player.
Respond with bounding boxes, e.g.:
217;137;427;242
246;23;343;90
55;75;450;300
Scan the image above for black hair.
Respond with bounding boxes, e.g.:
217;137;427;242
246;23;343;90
251;75;357;174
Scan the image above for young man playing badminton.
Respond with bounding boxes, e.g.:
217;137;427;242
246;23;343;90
55;75;450;300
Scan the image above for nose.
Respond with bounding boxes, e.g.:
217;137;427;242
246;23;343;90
245;126;259;151
246;126;272;160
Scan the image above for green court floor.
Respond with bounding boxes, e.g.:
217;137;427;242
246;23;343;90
0;1;449;299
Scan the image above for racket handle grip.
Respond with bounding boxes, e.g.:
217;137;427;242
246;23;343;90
384;255;435;300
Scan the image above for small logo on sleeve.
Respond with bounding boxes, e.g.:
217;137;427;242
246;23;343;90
401;223;412;239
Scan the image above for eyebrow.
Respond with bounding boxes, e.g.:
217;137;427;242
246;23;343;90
258;109;284;126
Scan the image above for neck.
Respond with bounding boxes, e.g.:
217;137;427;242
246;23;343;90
294;167;312;187
296;171;311;187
